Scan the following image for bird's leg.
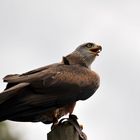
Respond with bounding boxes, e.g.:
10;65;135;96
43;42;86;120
52;117;58;125
68;102;83;130
69;102;76;114
68;102;76;118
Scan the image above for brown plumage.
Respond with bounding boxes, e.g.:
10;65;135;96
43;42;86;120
0;42;102;124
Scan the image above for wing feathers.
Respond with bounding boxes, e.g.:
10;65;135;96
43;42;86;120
0;83;29;104
0;63;100;122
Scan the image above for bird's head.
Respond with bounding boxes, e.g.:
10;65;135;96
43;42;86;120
74;42;102;67
62;42;102;68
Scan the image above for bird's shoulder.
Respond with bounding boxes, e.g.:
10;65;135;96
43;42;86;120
40;64;100;89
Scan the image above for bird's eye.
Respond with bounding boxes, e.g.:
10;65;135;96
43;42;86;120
86;43;93;48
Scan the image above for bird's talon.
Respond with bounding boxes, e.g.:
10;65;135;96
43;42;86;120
69;114;78;120
51;122;59;130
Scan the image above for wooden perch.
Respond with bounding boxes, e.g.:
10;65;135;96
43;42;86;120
47;115;87;140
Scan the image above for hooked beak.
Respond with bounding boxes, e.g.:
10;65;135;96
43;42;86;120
90;45;102;56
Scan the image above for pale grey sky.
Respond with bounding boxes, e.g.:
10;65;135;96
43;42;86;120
0;0;140;140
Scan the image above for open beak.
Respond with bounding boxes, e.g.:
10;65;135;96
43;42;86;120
90;45;102;56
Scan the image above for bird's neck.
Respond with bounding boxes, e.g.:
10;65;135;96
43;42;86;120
62;51;90;68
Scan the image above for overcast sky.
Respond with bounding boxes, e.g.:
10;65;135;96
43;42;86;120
0;0;140;140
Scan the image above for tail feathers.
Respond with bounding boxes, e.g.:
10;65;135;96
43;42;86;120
0;82;30;122
0;82;30;104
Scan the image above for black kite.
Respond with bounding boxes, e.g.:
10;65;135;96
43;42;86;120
0;42;102;124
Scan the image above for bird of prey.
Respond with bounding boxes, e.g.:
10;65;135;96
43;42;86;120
0;42;102;124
